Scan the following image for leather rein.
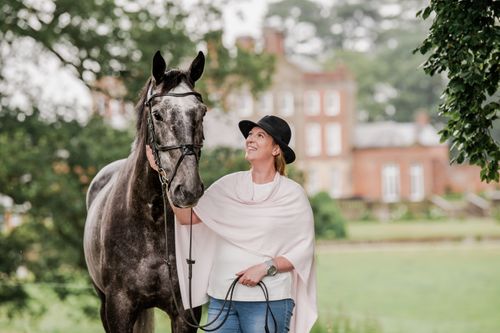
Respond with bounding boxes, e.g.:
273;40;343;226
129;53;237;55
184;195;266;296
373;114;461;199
144;80;277;332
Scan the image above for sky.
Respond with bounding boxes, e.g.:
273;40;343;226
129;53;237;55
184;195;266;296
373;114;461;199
220;0;268;44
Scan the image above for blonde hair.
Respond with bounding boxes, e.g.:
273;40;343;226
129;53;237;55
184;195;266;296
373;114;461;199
274;152;287;176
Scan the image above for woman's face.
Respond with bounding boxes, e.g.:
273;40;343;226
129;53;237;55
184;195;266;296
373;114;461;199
245;126;280;164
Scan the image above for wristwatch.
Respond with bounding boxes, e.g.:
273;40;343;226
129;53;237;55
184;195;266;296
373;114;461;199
264;259;278;276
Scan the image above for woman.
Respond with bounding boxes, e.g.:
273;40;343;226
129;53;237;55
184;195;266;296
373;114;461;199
172;115;317;332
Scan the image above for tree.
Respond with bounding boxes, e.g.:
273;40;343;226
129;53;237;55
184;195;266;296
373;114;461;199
0;0;274;104
266;0;445;123
415;0;499;182
309;192;347;239
0;107;133;314
326;31;445;122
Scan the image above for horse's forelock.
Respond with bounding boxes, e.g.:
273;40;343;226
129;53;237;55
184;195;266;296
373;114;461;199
133;69;197;157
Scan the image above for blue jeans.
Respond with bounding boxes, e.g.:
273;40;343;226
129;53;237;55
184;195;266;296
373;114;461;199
206;296;295;333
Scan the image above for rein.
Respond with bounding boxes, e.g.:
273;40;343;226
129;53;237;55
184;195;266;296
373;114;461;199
145;80;277;332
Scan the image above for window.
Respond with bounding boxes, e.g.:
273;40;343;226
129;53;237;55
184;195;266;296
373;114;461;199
288;123;296;149
304;90;320;115
258;92;273;115
237;92;254;117
330;168;342;198
325;91;341;116
306;123;321;156
278;91;294;116
382;163;400;202
326;123;342;156
307;168;320;194
410;164;425;201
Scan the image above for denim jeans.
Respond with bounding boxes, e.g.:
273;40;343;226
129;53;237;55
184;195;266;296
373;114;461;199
206;296;295;333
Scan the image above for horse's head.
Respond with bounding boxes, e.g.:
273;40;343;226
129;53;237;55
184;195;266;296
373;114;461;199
145;51;206;208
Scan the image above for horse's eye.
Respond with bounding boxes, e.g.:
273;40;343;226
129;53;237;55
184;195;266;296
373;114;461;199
152;111;163;122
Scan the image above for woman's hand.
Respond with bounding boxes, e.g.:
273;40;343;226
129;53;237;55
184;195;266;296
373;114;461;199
236;263;267;287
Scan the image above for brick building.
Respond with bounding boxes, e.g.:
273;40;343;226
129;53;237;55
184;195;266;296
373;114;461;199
210;28;498;202
90;28;498;203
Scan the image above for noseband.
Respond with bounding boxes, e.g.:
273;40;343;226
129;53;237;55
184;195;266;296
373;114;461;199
144;82;204;190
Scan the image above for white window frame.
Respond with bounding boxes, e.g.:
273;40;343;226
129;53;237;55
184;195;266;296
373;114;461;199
237;92;254;117
258;92;273;115
325;90;341;116
410;163;425;201
279;91;294;116
304;90;320;115
326;123;342;156
382;163;400;202
307;168;320;194
305;123;321;157
330;167;342;198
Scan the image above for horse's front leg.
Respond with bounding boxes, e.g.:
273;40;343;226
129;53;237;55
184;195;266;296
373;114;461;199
104;291;138;333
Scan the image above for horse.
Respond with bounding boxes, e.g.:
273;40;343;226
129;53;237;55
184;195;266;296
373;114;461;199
84;50;206;333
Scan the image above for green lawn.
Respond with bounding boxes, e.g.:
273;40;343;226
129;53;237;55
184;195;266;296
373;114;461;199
2;219;500;333
316;243;500;333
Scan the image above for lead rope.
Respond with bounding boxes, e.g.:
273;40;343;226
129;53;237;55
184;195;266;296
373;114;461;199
159;176;277;332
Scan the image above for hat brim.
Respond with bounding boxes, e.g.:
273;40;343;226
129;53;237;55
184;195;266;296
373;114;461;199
238;120;296;164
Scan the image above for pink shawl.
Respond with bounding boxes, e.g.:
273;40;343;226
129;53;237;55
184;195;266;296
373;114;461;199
175;171;317;332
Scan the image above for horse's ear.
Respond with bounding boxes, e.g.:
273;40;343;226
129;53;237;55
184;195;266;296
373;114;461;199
188;51;205;84
152;51;166;83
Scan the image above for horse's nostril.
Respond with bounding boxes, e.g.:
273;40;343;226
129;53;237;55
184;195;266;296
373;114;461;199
174;185;185;198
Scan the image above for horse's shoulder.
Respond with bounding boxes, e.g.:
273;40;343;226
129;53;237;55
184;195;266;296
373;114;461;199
86;159;127;210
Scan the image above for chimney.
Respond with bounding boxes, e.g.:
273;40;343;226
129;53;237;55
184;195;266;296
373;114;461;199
263;27;285;56
236;36;255;52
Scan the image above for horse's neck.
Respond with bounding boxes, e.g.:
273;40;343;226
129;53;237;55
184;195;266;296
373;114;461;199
123;148;162;205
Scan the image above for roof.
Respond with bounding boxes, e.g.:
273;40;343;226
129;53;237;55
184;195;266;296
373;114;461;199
354;121;444;149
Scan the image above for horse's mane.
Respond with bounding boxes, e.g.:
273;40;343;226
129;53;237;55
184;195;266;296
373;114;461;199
134;69;194;149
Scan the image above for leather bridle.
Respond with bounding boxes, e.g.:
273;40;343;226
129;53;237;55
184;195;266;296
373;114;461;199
145;82;203;190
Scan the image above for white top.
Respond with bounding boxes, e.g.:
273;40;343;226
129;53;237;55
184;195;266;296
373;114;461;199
175;171;317;332
208;181;292;301
207;235;292;301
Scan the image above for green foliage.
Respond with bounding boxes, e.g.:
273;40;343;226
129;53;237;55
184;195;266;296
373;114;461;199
310;192;347;239
415;0;500;182
199;147;249;187
0;229;30;316
0;107;132;315
312;313;383;333
201;31;275;109
0;0;274;105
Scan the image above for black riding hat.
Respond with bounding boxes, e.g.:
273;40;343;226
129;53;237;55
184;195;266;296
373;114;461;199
238;115;296;164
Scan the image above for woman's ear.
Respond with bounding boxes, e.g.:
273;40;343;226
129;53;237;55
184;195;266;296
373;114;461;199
272;146;281;157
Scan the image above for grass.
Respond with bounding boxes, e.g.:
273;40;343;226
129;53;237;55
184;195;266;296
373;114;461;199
316;243;500;333
2;219;500;333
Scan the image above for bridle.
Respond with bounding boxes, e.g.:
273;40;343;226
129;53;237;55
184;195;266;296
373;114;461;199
144;82;203;190
144;78;278;332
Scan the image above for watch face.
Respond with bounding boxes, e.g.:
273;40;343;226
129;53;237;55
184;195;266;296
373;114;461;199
268;265;277;276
